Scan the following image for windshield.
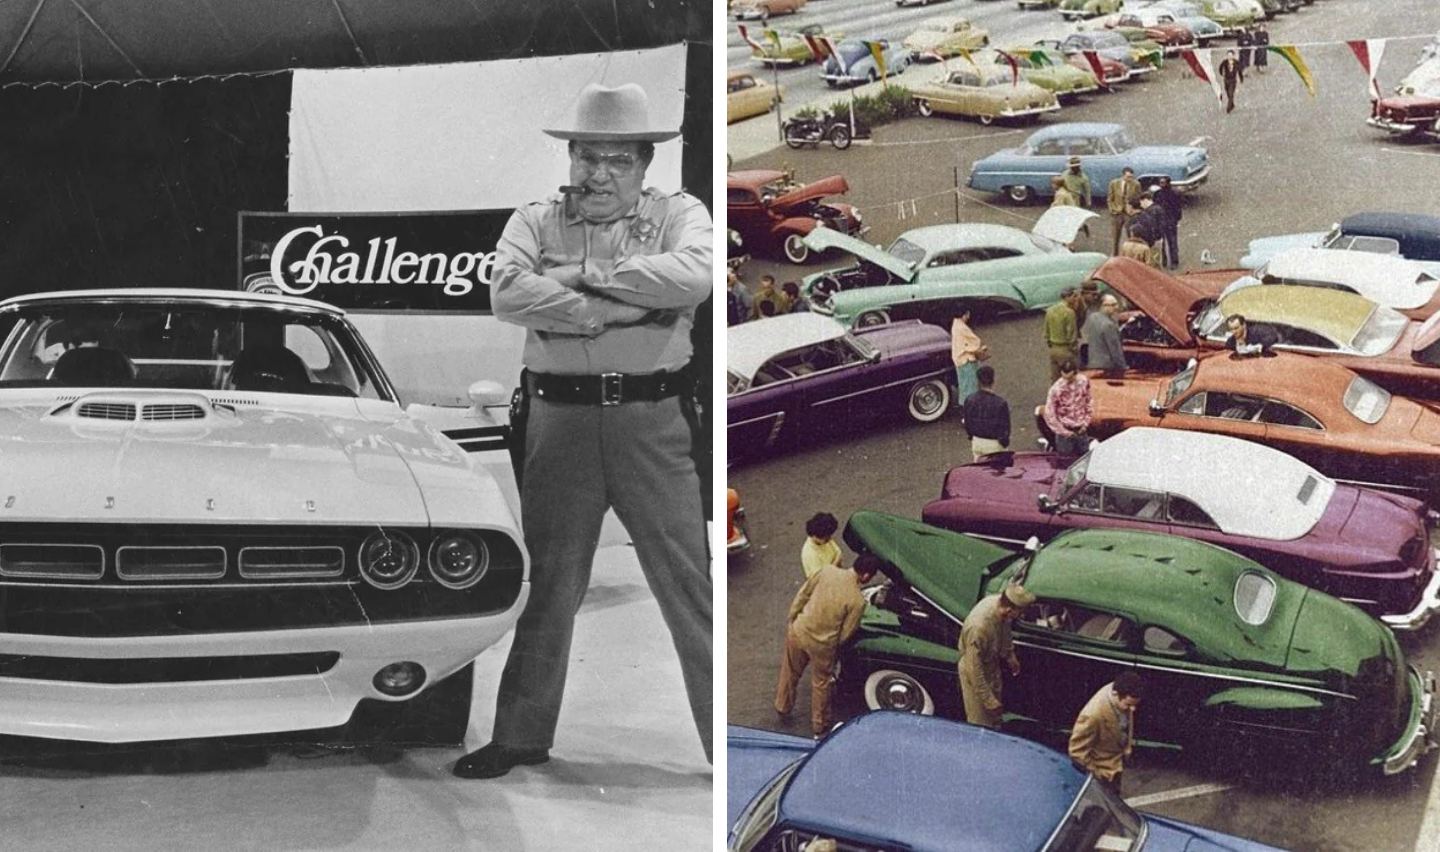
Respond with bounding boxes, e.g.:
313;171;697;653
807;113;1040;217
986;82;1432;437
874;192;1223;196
1342;375;1391;424
1164;363;1196;407
0;300;386;399
1062;453;1090;492
1106;128;1136;153
1351;307;1408;356
729;762;802;852
888;238;927;266
1045;778;1146;852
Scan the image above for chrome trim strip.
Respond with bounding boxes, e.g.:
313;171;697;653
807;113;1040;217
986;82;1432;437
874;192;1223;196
238;546;345;579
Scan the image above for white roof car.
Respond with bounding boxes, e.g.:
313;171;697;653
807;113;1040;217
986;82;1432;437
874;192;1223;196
1084;427;1336;540
1256;248;1440;313
727;312;849;383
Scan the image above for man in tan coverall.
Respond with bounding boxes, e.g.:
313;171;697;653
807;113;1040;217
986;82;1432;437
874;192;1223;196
775;554;882;737
958;583;1035;728
1069;671;1146;794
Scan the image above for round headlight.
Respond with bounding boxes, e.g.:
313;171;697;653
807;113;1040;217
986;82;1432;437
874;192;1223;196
358;531;420;589
428;532;490;590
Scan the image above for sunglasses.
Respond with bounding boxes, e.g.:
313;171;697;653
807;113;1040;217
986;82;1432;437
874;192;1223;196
571;149;640;177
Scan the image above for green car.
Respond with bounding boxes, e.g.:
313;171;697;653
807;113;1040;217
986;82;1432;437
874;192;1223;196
841;510;1438;775
1059;0;1122;20
1194;0;1259;32
749;23;843;66
1110;27;1166;68
799;207;1106;327
994;45;1102;100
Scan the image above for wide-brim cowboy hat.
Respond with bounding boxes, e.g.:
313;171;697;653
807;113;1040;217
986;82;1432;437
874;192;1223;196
544;83;681;142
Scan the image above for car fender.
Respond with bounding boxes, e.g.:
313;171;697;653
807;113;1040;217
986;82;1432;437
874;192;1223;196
1204;686;1324;712
771;215;824;240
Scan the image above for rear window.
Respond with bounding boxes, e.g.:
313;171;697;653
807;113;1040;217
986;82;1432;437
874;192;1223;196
1234;572;1277;626
1342;375;1391;424
1351;308;1407;356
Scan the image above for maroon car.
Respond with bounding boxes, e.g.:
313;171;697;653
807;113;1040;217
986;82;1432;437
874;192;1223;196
921;427;1440;630
1368;72;1440;137
727;169;866;264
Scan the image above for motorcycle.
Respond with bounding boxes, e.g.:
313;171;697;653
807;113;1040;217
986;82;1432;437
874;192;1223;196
782;114;862;150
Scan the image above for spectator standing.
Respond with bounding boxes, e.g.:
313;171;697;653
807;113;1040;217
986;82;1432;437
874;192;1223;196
1253;24;1270;74
958;583;1035;728
1069;672;1146;795
1105;167;1143;255
727;270;753;326
1218;49;1244;113
962;364;1012;461
1237;27;1253;74
1061;156;1092;207
1075;280;1099;364
801;512;842;580
1083;294;1128;376
951;307;989;405
1042;359;1093;455
751;274;791;320
1050;175;1081;207
1225;313;1280;356
1151;177;1183;270
1043;288;1081;381
775;556;882;737
1126;195;1167;269
782;280;808;312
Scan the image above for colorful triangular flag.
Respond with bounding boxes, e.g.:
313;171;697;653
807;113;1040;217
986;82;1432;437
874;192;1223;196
1269;44;1316;96
1181;48;1225;108
1346;38;1387;99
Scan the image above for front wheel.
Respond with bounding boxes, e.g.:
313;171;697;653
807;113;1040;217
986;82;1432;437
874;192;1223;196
978;113;995;126
1005;184;1034;204
782;233;811;264
783;125;808;149
855;309;891;328
906;378;951;423
916;98;934;117
863;668;937;714
829;123;852;149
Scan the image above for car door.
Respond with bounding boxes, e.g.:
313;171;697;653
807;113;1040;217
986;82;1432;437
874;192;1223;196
1010;600;1138;729
726;366;792;452
1169;389;1270;444
793;337;890;421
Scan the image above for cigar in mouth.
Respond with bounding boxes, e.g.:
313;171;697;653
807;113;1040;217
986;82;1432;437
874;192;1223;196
559;185;594;195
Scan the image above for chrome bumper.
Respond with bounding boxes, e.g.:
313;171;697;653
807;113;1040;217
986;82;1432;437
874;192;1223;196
1367;115;1419;134
1172;165;1211;192
1002;103;1062;118
1381;555;1440;632
1383;667;1436;775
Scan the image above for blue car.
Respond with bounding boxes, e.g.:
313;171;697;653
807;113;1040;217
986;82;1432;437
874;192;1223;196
967;121;1210;204
820;39;911;87
728;712;1291;852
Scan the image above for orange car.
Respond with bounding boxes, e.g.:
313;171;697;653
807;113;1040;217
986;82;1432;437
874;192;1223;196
727;488;751;554
1089;257;1440;400
1087;351;1440;497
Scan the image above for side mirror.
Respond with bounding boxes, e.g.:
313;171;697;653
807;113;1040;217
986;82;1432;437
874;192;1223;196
1024;536;1040;553
1037;495;1061;515
867;348;882;363
1148;399;1165;417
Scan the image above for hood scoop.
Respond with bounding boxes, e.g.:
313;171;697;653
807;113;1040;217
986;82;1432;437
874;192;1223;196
50;393;234;426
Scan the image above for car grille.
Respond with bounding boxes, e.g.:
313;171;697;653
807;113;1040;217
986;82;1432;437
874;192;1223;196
77;401;136;420
0;652;339;684
142;403;208;421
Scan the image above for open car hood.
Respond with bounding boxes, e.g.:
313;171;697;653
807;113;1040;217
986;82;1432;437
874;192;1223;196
804;228;917;283
843;510;1017;621
773;175;851;211
1032;206;1101;246
1088;257;1211;342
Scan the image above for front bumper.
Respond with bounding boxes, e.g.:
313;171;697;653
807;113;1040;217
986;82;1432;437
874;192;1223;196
1000;103;1063;119
1172;164;1211;192
1367;115;1420;134
1381;554;1440;632
0;586;527;743
1382;666;1436;775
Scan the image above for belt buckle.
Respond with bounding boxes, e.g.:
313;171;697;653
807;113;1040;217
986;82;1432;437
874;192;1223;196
600;372;623;406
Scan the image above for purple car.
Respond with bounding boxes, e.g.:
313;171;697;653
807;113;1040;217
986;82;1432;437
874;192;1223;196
728;313;953;457
921;427;1440;630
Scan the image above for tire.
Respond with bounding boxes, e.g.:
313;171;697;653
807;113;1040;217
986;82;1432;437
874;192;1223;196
863;668;937;714
866;69;878;85
855;309;891;328
906;378;950;423
829;124;852;149
782;233;811;264
343;662;474;746
916;98;934;117
1005;184;1034;204
978;113;995;126
783;126;807;149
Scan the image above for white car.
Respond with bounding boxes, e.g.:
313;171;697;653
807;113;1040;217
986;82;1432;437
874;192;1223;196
0;288;527;745
1236;248;1440;321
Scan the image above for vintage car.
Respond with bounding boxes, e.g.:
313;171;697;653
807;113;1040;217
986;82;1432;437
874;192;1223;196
1059;0;1122;20
1240;211;1440;272
908;65;1060;124
1141;1;1226;43
0;288;528;746
728;713;1291;852
1086;352;1440;497
1090;259;1440;399
896;0;952;6
727;488;751;554
746;23;839;65
726;169;864;264
1369;74;1440;137
920;427;1440;629
732;0;806;20
1097;9;1200;51
992;45;1104;98
1041;30;1162;76
841;511;1437;775
726;71;784;124
1185;0;1259;33
1239;247;1440;321
727;314;954;456
968;122;1210;204
901;15;990;60
1017;0;1062;8
798;207;1105;327
1004;41;1130;87
820;38;911;87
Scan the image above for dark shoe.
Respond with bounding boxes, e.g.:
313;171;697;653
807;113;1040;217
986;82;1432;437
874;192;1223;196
452;743;550;779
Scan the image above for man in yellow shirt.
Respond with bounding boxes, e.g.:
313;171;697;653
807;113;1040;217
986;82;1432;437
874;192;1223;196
775;555;882;737
801;512;842;579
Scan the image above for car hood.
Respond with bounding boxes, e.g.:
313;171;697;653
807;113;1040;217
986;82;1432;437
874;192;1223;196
843;510;1018;620
1144;814;1289;851
1376;93;1440;111
726;725;813;829
1326;486;1429;565
1034;205;1101;245
929;453;1066;513
804;228;917;283
903;31;949;51
773;175;852;211
0;392;449;525
1089;257;1211;341
1240;232;1326;269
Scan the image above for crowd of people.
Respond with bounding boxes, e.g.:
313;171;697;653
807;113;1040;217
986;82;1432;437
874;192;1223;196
727;269;808;325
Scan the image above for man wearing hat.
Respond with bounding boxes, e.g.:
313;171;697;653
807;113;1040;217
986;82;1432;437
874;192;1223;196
1061;156;1092;208
958;582;1035;729
453;83;712;779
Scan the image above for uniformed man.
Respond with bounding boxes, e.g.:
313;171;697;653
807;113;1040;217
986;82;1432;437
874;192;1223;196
1043;287;1081;381
958;583;1034;728
1062;155;1092;208
453;83;712;779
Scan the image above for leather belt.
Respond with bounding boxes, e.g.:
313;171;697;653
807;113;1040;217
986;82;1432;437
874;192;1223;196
525;370;687;406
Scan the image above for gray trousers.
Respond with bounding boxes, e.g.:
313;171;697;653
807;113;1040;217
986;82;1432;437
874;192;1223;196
492;394;713;761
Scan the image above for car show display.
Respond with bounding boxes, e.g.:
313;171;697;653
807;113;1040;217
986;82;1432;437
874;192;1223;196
727;168;865;264
908;64;1061;124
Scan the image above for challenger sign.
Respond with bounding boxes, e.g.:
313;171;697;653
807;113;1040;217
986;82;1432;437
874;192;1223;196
237;210;514;312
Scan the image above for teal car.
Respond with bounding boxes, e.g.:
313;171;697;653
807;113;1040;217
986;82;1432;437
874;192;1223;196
1059;0;1122;20
993;45;1102;100
799;206;1105;327
841;510;1437;775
